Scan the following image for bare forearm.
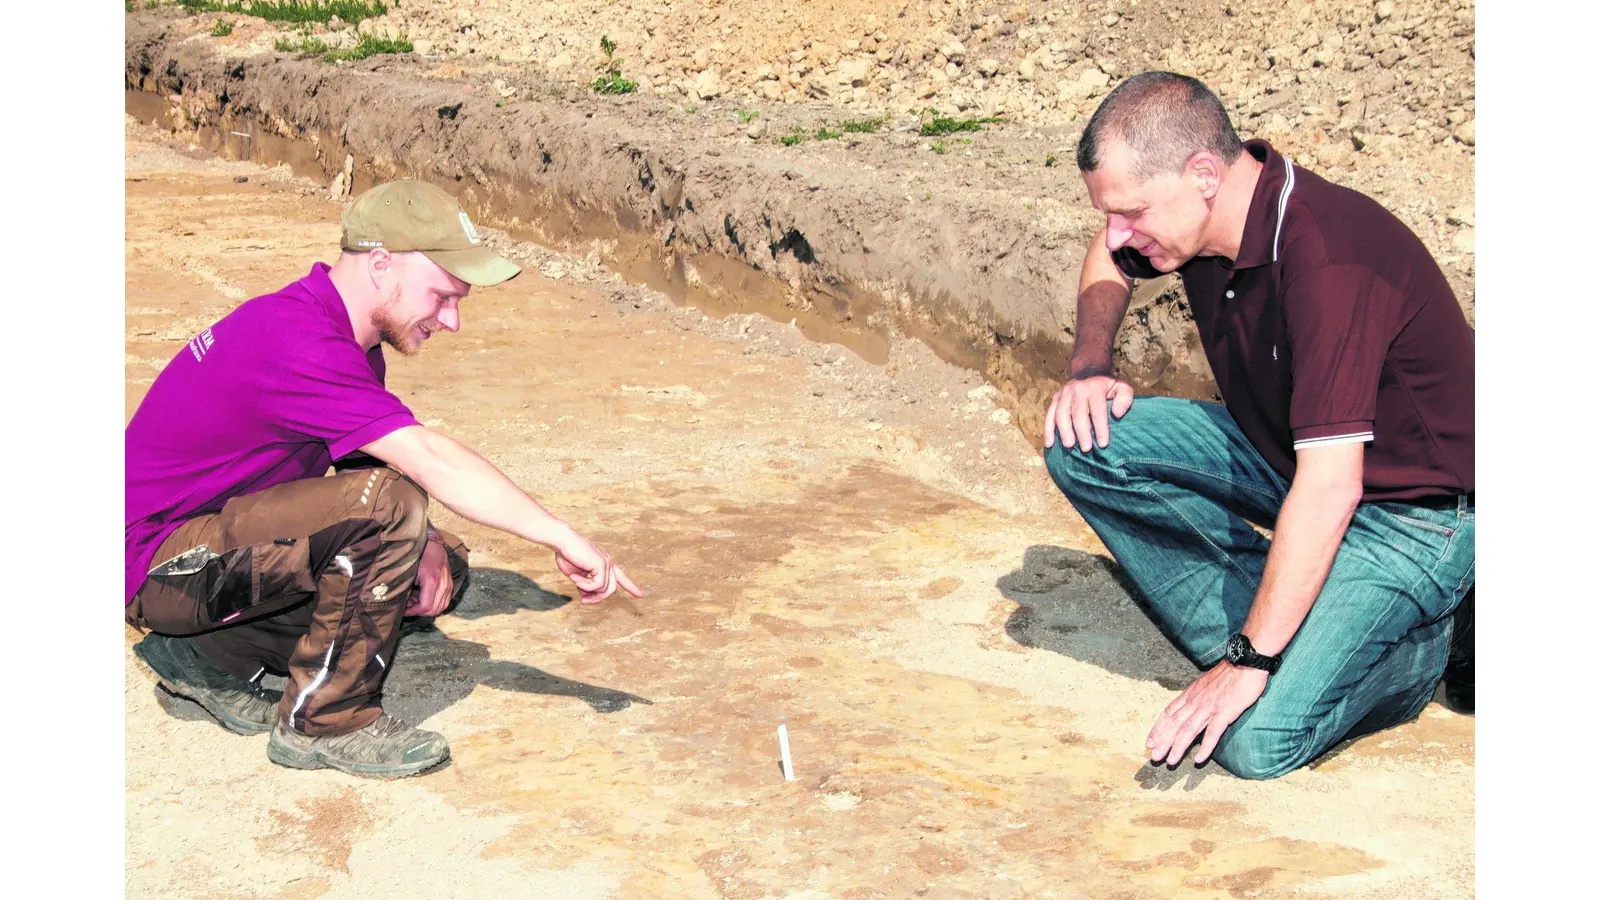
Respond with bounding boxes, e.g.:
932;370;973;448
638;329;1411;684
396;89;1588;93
1241;480;1361;656
1071;283;1131;377
1070;230;1132;377
391;429;576;551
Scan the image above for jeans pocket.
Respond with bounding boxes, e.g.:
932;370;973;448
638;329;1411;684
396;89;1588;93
1385;512;1456;538
1374;503;1458;538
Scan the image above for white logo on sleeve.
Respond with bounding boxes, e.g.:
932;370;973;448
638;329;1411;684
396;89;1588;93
459;211;481;244
188;328;215;363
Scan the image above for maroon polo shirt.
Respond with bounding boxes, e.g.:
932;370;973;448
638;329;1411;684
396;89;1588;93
1112;139;1473;502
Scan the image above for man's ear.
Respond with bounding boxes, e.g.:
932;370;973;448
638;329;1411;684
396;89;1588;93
367;248;395;287
1187;152;1224;200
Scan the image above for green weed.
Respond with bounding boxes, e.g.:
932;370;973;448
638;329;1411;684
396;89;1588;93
274;35;330;55
918;114;1004;137
590;34;638;94
323;35;411;62
179;1;387;24
836;115;887;133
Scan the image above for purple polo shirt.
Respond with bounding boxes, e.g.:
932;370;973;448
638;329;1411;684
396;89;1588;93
1113;139;1474;502
125;263;419;604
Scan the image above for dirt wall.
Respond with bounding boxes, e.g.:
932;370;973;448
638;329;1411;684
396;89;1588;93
125;1;1474;442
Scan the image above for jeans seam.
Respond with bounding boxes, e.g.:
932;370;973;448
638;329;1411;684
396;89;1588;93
1133;479;1264;620
1122;457;1285;507
1423;524;1460;589
1292;584;1418;761
1455;560;1475;598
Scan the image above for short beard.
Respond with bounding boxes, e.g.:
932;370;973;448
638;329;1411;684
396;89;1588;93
371;285;416;356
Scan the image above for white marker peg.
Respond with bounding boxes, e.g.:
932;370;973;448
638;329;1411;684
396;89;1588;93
777;723;796;782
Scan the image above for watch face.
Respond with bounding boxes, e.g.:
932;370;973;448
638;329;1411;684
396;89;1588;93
1225;634;1246;663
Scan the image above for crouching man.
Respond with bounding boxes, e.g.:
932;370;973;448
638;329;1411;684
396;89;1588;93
126;180;642;778
1042;73;1474;779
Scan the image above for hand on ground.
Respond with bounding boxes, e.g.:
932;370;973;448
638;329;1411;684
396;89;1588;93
1146;661;1268;767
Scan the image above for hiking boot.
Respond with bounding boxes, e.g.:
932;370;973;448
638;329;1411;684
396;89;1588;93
267;712;450;779
132;633;280;735
1442;587;1474;714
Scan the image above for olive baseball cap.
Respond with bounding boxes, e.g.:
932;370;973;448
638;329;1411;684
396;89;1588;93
340;180;521;287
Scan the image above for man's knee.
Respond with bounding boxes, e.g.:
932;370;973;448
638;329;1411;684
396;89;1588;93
1211;723;1312;781
1044;437;1132;508
365;468;430;543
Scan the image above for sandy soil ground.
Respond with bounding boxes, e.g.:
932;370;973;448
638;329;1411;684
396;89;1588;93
124;119;1472;899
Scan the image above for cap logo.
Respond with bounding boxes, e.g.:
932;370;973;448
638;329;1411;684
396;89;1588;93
459;211;481;245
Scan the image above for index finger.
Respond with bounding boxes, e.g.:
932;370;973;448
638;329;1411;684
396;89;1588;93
615;565;645;598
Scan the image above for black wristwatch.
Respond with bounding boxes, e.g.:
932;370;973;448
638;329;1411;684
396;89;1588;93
1224;633;1283;675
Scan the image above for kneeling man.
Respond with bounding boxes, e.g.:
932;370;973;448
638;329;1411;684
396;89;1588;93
1043;73;1474;779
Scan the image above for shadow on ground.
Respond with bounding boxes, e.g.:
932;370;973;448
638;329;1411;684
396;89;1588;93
998;545;1198;692
997;546;1226;786
153;567;651;727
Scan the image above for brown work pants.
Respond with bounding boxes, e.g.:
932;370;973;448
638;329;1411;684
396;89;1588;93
127;467;469;736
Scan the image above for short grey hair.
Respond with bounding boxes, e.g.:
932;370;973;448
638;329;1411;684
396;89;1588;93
1076;72;1243;181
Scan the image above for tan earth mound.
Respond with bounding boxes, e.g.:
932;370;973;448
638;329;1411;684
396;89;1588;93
362;0;1476;314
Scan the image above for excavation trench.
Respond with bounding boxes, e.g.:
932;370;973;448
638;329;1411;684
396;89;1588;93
125;19;1218;447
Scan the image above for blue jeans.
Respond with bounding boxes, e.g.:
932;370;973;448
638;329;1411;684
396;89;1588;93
1044;397;1475;779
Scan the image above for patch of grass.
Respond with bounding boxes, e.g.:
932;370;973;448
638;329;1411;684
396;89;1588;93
836;115;887;134
777;124;811;146
930;140;949;155
324;34;411;62
736;109;759;124
592;73;639;95
918;114;1004;137
774;116;881;147
1044;153;1059;167
210;19;234;36
683;105;700;115
179;1;387;25
590;34;639;95
274;35;330;55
